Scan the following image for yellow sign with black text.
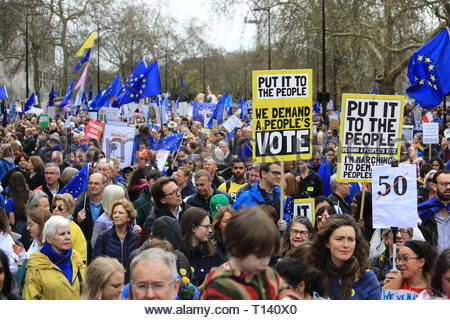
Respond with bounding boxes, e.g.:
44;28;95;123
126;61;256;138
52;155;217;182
252;69;313;163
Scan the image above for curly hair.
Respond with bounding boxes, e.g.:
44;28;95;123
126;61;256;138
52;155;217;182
310;214;369;299
403;240;437;279
279;216;313;258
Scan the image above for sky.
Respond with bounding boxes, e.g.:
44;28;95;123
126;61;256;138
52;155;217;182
166;0;258;52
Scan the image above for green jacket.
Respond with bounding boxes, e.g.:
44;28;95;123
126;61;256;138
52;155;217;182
133;187;153;226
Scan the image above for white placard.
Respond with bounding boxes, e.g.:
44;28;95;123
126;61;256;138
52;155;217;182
402;125;414;143
26;107;44;115
102;124;135;168
222;115;243;133
422;122;439;144
382;289;419;300
47;106;56;119
100;107;120;122
177;102;191;117
372;164;418;228
155;150;170;170
293;198;315;227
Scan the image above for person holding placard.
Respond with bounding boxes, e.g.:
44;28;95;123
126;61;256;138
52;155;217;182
310;214;381;300
383;240;437;295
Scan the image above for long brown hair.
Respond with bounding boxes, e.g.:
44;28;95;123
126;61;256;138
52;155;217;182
9;172;30;221
179;207;216;257
310;214;369;299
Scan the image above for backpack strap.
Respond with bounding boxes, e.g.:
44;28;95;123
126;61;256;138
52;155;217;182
226;180;232;194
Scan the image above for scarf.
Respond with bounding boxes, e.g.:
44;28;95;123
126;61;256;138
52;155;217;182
40;242;73;283
417;197;450;225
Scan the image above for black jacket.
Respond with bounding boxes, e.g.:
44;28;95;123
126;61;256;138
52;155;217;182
296;169;324;198
186;189;233;213
328;192;351;214
419;215;438;248
40;179;65;205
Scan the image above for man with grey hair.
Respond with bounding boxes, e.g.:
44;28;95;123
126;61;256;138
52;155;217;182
130;248;180;300
70;133;84;153
328;174;351;214
96;158;129;199
217;140;234;169
40;163;65;204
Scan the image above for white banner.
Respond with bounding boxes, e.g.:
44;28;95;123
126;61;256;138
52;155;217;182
155;150;170;171
382;289;419;300
372;164;418;228
222;115;243;133
100;107;120;122
102;124;135;168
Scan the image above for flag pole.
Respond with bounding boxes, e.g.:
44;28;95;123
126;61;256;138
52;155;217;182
279;161;285;232
83;163;89;209
359;187;366;221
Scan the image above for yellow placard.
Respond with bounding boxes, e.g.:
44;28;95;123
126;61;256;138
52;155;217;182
252;69;313;163
337;93;405;182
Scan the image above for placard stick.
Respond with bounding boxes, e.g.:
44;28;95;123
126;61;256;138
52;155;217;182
429;144;432;159
359;187;366;221
279;162;285;231
391;227;398;271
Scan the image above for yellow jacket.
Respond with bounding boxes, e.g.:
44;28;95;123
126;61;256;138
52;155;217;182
70;220;87;263
23;249;86;300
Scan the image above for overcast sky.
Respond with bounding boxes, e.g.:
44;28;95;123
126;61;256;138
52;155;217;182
166;0;258;52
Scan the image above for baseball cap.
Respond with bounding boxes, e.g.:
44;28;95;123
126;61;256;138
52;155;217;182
209;194;230;219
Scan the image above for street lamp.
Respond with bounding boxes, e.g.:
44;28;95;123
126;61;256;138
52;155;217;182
97;26;112;93
252;7;271;70
25;12;43;99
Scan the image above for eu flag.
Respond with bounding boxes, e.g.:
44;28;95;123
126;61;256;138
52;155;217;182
60;78;75;109
406;28;450;109
59;163;89;198
23;92;38;113
92;74;121;110
115;59;161;106
207;94;227;128
0;85;8;100
47;86;57;107
74;48;91;73
239;143;252;160
154;133;184;152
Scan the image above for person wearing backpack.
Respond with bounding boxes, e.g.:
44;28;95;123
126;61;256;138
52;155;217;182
0;144;15;183
218;158;248;201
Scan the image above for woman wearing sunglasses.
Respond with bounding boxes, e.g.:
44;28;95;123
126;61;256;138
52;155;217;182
315;206;337;231
52;193;87;264
383;240;437;295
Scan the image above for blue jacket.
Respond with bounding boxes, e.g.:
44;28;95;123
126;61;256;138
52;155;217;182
233;181;281;210
93;226;138;267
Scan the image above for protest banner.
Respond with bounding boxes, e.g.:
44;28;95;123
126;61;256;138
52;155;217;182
28;107;44;115
337;94;405;182
177;102;191;117
89;110;98;121
372;164;418;228
100;107;120;122
102;124;135;168
402;125;414;143
84;119;104;142
422;122;439;144
223;115;243;133
155;150;170;171
39;113;49;128
382;289;419;300
252;69;313;163
47;106;56;119
293;198;315;227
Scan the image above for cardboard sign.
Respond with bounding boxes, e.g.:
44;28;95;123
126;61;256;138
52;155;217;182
155;150;170;171
382;289;419;300
223;115;243;133
293;198;316;227
100;107;120;122
39;114;49;128
337;94;404;182
329;119;340;131
84;119;104;142
102;124;135;168
252;69;313;163
402;125;414;143
422;122;439;144
372;164;418;228
89;111;98;121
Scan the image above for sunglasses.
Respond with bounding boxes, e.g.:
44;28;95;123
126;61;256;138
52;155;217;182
52;205;65;211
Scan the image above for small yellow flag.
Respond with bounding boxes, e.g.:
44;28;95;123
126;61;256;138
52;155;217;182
76;32;97;57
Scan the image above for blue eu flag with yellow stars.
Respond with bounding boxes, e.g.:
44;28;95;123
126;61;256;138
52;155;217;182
154;133;184;152
406;28;450;109
114;59;161;107
60;78;75;109
59;164;89;198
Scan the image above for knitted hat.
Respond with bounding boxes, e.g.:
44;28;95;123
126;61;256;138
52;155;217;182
209;194;230;219
151;216;182;249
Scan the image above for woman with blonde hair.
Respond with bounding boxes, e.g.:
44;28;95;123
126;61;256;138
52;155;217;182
81;257;125;300
60;167;79;186
91;184;125;248
93;199;138;267
52;193;88;263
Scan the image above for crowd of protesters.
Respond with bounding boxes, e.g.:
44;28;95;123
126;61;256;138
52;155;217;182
0;103;450;301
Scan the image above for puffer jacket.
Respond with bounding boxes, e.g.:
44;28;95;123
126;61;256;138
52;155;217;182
93;226;138;267
23;250;86;300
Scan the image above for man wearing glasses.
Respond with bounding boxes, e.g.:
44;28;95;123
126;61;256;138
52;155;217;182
41;163;65;204
130;248;180;300
328;174;351;214
419;169;450;253
233;162;282;224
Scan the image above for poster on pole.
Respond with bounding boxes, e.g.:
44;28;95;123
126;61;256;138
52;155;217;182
102;124;135;168
84;119;104;142
155;150;170;171
422;122;439;144
252;69;313;163
372;164;418;228
222;115;243;133
293;198;316;227
402;125;414;143
337;94;405;182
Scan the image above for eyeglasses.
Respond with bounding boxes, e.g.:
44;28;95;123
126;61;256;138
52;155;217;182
387;230;410;237
165;188;181;197
132;280;175;292
290;229;310;236
44;171;58;175
437;182;450;187
269;171;282;176
199;224;212;230
52;205;65;211
317;215;330;222
88;181;103;186
395;256;420;264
